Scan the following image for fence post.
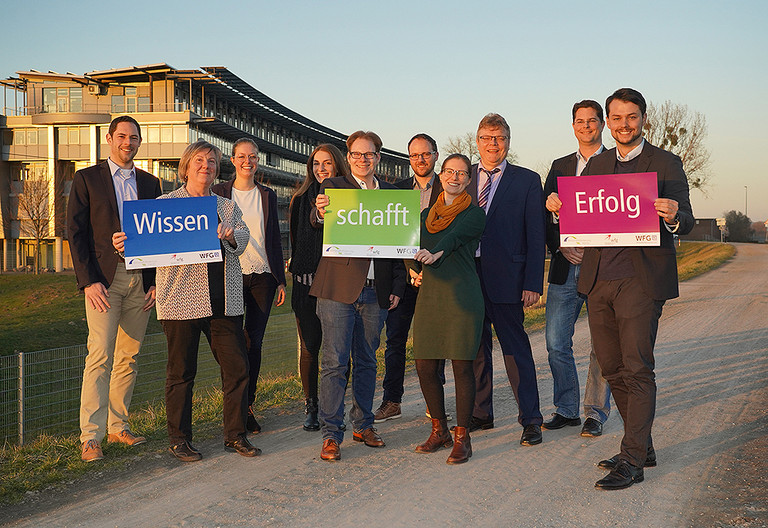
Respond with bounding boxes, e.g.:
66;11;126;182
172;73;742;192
18;351;25;445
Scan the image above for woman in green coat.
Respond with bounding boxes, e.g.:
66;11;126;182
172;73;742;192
409;153;485;464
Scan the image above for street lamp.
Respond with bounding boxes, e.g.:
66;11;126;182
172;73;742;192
744;185;748;216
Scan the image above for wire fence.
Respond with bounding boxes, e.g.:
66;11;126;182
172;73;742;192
0;313;298;446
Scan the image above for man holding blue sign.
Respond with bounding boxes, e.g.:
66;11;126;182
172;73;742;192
67;116;162;462
548;88;694;490
310;131;406;461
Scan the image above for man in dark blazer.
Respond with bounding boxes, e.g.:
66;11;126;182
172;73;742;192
310;131;406;461
67;116;162;462
211;139;286;435
373;133;444;423
542;100;611;438
550;88;694;489
468;113;546;446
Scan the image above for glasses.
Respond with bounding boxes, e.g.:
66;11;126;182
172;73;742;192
349;151;377;160
234;154;259;162
478;135;509;143
574;118;600;127
409;152;434;160
442;168;469;178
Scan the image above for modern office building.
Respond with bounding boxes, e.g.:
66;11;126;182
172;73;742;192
0;63;410;271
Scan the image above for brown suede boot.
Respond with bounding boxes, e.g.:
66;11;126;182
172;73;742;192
447;426;472;464
415;418;453;453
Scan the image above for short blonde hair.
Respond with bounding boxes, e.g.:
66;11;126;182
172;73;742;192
179;140;222;182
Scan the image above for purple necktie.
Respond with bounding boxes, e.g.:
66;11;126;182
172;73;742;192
478;168;500;210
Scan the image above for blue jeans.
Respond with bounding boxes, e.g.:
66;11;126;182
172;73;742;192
317;287;386;443
545;264;611;422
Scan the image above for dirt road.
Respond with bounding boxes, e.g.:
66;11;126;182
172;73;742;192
4;243;767;528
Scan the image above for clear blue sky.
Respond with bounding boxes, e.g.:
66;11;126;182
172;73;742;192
2;0;766;222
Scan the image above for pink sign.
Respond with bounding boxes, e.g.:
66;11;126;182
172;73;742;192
557;172;660;247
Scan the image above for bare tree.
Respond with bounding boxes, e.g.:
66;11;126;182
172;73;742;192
444;132;519;165
15;169;52;273
643;101;711;192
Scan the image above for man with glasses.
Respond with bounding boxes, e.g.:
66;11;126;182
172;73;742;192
542;100;612;438
310;131;406;461
468;113;546;446
374;133;444;423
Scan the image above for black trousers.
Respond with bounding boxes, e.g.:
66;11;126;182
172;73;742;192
292;279;323;400
243;272;278;406
162;315;249;444
587;276;663;468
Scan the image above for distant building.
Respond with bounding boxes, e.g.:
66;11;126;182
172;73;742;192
0;63;410;271
679;218;721;242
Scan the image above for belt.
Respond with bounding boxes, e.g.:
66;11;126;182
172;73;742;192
365;279;376;288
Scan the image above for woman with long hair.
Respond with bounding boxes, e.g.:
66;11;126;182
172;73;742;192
288;144;349;431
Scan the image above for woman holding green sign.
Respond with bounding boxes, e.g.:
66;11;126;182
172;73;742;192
288;144;350;431
410;153;485;465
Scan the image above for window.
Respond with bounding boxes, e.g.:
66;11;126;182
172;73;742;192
43;88;56;113
69;88;82;112
138;97;150;112
41;86;83;113
111;95;124;113
173;125;187;143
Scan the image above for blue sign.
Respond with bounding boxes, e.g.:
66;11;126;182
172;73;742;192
123;196;222;269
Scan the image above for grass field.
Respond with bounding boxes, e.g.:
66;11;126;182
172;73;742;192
0;241;736;504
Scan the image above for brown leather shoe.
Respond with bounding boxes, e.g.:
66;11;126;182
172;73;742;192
107;429;146;446
415;418;453;453
353;427;385;447
81;439;104;462
320;438;341;461
447;426;472;464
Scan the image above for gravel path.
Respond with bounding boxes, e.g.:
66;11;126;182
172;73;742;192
4;243;767;528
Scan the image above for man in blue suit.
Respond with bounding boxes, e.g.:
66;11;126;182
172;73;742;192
468;113;546;446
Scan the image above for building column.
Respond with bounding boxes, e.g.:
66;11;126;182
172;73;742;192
55;237;63;272
2;238;8;271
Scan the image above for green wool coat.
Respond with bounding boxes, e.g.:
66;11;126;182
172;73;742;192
408;204;486;360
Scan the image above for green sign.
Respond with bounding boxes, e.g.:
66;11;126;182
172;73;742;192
322;188;420;258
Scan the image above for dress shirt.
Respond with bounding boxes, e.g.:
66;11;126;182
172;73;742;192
477;160;507;213
413;174;435;212
231;185;271;274
552;145;605;225
107;157;138;228
351;174;379;279
475;160;506;257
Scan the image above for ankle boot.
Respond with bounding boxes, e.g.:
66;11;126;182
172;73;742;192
447;426;472;464
415;418;453;453
303;398;320;431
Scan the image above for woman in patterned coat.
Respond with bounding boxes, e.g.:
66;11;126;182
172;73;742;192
114;140;259;462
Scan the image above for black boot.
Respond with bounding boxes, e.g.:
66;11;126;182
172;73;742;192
303;398;320;431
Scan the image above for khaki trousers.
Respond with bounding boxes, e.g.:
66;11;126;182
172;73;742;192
80;263;150;443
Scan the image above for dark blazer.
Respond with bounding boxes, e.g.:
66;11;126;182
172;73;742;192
67;161;162;292
577;142;694;301
211;179;286;286
309;174;406;308
543;153;578;285
469;162;546;303
394;173;443;209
